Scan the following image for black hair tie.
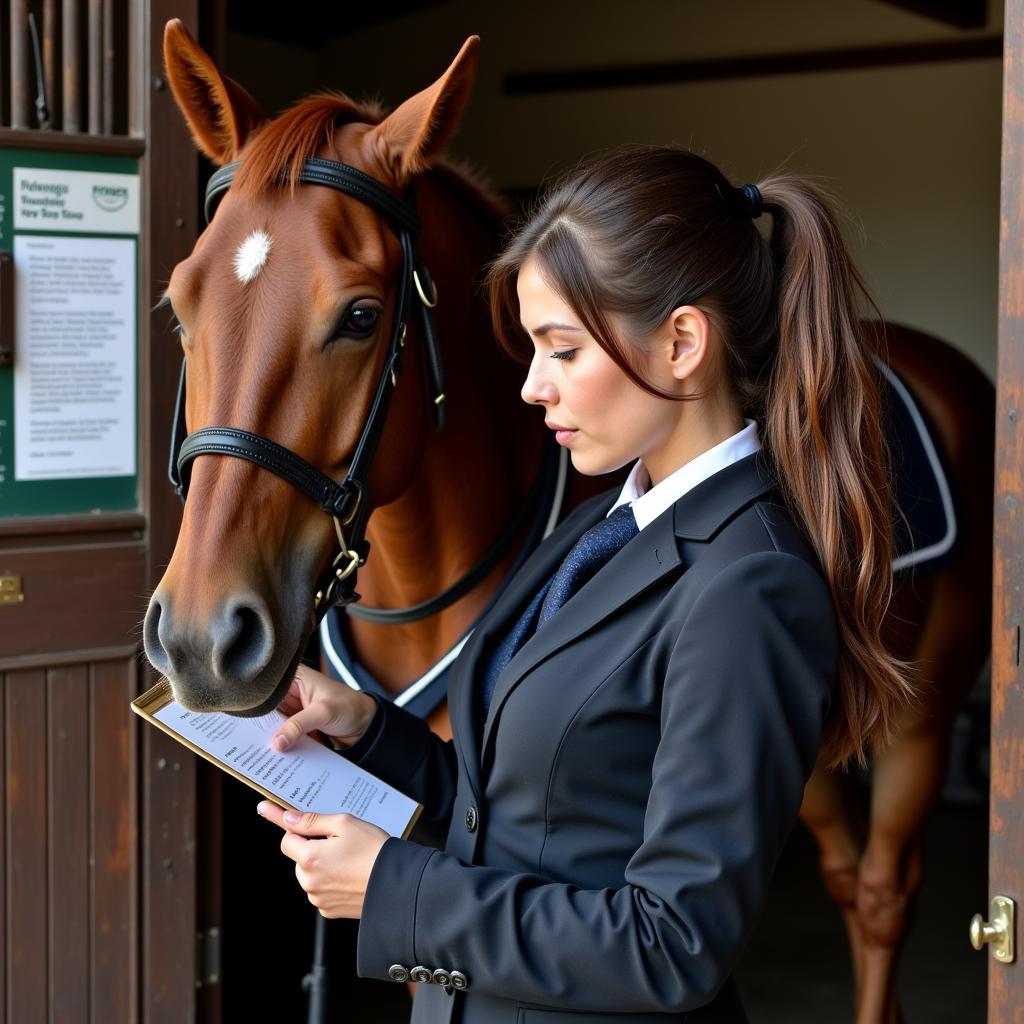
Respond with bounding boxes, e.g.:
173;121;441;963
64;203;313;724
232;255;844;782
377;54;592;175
736;183;764;219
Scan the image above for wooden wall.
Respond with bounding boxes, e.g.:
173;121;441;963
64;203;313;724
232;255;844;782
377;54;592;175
1;652;137;1022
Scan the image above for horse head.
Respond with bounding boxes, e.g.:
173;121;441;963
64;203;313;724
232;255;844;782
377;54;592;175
144;20;496;715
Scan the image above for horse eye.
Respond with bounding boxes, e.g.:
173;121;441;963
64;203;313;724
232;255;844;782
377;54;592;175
331;304;381;341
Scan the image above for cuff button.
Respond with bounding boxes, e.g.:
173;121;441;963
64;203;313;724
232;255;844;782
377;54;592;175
387;964;409;983
431;968;451;987
449;970;469;990
410;965;433;984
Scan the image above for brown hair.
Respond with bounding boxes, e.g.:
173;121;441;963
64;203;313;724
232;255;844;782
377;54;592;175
485;144;917;769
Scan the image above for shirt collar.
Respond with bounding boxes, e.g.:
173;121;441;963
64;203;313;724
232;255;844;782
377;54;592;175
607;417;761;530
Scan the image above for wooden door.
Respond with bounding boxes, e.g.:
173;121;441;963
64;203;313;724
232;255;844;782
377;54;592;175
988;0;1024;1016
0;1;199;1020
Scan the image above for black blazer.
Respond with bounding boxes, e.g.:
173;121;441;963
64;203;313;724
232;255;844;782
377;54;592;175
346;450;839;1024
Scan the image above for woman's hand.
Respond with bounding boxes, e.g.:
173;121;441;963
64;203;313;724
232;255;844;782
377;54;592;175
257;801;388;919
272;664;377;752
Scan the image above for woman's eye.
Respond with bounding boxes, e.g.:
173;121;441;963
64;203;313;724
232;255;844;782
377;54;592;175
332;305;381;340
550;349;577;361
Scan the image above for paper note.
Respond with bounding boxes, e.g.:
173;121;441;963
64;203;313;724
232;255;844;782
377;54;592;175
151;700;419;838
13;234;136;480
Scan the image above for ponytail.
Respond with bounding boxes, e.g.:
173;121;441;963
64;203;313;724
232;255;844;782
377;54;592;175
757;174;919;769
485;146;919;770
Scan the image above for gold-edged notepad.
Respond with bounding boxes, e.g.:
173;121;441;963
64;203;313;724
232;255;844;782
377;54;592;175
132;678;422;839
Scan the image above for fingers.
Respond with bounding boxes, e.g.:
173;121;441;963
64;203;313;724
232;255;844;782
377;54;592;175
271;702;333;751
257;801;351;838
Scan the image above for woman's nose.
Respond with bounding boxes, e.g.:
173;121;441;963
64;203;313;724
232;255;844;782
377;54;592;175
521;354;556;406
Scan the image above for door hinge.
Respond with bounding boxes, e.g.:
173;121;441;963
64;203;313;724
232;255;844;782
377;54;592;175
195;926;221;989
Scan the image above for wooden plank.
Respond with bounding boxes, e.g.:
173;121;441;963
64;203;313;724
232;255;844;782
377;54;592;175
0;126;143;153
42;0;58;129
6;668;48;1021
141;2;199;1020
10;0;31;128
0;672;7;1018
101;0;113;134
991;0;1024;1016
63;0;82;132
503;36;1004;97
0;543;146;659
87;0;101;134
0;511;145;543
0;644;137;674
47;664;89;1023
90;658;136;1024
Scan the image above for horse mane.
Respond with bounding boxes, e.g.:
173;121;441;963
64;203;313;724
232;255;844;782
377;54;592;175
233;92;511;229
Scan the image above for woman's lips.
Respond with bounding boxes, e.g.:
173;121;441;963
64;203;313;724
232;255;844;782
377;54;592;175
548;425;578;445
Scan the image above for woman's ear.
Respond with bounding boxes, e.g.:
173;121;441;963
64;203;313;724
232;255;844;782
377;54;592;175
665;306;710;379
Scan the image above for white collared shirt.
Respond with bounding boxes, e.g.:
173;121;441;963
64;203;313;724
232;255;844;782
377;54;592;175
607;418;761;531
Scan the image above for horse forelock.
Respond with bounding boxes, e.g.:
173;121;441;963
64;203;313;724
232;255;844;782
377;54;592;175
233;92;388;198
229;91;509;229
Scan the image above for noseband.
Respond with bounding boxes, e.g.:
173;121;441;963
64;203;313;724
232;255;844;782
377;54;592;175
168;157;447;617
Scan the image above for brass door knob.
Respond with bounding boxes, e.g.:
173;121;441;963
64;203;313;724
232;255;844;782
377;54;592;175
969;895;1015;963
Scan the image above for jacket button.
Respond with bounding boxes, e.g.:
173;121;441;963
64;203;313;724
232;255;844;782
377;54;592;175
388;964;409;983
450;970;469;990
465;806;478;832
410;965;433;983
431;968;451;987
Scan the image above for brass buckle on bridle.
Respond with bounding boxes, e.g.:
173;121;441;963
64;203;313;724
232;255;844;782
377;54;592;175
315;516;365;608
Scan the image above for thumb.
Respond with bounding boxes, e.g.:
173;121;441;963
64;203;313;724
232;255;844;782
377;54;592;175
272;702;333;751
282;809;351;836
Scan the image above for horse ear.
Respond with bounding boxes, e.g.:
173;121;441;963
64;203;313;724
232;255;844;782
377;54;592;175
369;36;480;183
163;18;266;165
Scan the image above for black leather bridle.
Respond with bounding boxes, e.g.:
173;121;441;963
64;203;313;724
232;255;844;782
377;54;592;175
168;156;448;619
169;156;556;630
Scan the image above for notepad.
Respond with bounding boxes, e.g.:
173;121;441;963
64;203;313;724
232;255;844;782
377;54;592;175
132;678;422;839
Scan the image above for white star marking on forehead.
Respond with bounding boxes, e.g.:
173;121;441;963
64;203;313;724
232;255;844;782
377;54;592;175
233;229;272;283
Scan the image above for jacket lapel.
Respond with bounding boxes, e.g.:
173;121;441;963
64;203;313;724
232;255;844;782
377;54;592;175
448;492;614;791
478;450;778;764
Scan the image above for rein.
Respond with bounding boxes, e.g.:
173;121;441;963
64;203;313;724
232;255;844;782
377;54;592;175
167;156;540;626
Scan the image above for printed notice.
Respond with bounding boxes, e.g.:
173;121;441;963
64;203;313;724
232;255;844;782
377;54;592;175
150;699;420;838
14;167;140;235
13;234;135;480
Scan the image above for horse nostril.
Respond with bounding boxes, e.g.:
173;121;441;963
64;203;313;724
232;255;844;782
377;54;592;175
211;597;275;684
143;595;173;675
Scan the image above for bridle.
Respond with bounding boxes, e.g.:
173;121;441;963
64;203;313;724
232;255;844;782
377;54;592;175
167;155;546;626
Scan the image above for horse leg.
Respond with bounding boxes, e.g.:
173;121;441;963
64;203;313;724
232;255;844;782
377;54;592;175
799;762;869;999
855;561;989;1024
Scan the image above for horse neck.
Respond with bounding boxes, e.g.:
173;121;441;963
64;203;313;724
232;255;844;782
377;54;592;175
348;167;545;687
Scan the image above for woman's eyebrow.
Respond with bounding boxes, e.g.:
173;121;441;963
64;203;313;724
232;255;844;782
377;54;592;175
524;321;585;337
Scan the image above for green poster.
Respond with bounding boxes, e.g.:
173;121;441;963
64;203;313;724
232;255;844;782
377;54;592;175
0;148;140;518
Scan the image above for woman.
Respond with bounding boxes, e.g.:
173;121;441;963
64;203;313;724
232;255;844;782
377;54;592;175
256;145;916;1023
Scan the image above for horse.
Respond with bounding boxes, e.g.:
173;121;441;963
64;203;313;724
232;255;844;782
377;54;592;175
146;21;993;1024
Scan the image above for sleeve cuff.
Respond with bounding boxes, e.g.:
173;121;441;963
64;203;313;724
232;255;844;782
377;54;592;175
337;691;438;792
335;692;386;761
356;837;436;980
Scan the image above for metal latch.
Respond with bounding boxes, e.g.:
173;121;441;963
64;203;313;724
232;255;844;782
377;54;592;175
970;894;1015;963
0;576;24;606
195;926;221;989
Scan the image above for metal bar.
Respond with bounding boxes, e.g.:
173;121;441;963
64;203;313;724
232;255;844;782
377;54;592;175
63;0;81;131
10;0;31;128
87;0;100;133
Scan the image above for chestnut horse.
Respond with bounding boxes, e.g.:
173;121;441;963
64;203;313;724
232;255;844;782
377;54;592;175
146;22;993;1024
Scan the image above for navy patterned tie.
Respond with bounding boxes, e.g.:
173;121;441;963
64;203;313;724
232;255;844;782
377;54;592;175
481;504;639;716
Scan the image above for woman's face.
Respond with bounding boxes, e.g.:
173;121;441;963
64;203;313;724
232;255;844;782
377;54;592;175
516;257;683;477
